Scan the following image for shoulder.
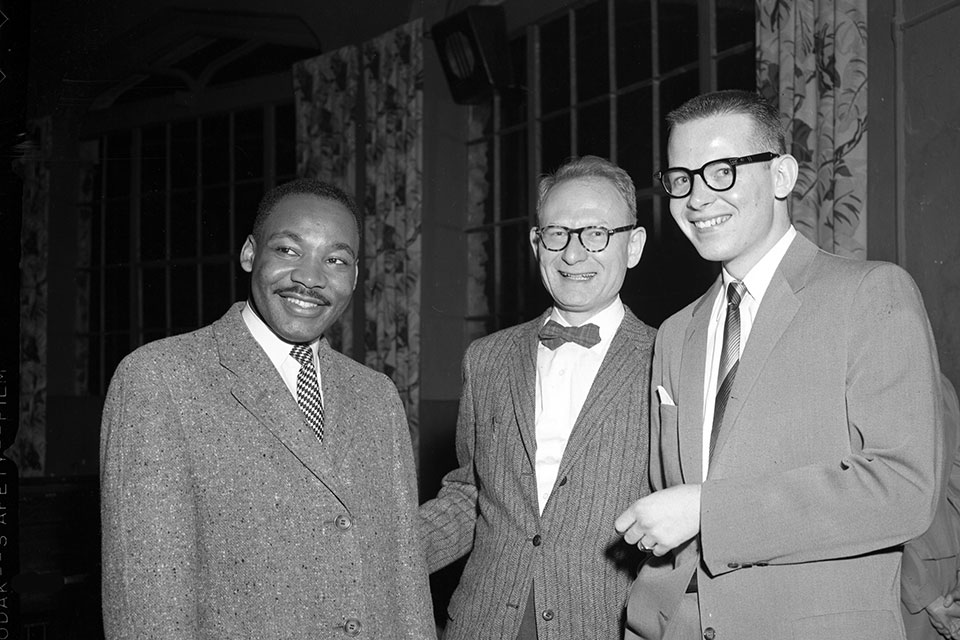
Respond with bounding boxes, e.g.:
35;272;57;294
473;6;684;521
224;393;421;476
621;307;658;346
321;345;397;393
807;252;924;304
466;315;540;357
114;324;216;380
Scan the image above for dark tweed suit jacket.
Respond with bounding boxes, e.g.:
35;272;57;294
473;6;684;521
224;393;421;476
101;302;436;640
419;307;656;640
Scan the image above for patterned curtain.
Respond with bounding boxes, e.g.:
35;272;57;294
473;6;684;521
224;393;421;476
293;45;361;356
361;20;423;458
14;116;52;476
757;0;868;259
293;21;423;461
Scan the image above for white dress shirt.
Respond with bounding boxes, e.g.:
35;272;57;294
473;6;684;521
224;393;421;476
241;302;323;404
701;226;796;479
534;297;625;513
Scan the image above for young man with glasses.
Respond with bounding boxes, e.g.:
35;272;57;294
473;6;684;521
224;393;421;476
615;90;944;640
420;156;656;640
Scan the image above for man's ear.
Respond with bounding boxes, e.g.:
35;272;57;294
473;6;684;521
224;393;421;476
626;226;647;269
240;235;256;273
529;227;541;255
773;154;799;200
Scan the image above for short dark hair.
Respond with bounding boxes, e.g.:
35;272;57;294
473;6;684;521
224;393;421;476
537;155;637;222
251;178;362;242
666;90;787;155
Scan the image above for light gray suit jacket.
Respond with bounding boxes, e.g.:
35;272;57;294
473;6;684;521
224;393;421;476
420;307;656;640
628;233;944;640
101;302;436;640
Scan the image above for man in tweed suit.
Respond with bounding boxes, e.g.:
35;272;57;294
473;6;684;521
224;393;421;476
420;156;656;640
616;90;943;640
101;179;436;639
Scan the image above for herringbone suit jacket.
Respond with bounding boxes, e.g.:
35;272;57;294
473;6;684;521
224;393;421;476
420;307;656;640
101;302;436;640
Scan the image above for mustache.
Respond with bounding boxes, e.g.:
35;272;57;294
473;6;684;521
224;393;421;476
275;286;332;306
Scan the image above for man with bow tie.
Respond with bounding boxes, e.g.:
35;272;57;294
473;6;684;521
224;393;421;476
419;155;656;640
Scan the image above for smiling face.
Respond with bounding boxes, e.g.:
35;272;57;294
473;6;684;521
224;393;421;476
667;113;796;279
530;176;646;325
240;193;359;344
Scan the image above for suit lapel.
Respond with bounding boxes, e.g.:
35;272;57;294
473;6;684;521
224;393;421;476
707;234;817;467
214;304;351;507
510;315;544;469
555;310;643;478
678;281;719;484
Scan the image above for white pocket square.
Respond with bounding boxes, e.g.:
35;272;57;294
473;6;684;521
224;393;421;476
656;385;675;406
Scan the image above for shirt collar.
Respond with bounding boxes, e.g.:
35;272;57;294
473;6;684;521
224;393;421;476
549;296;625;345
722;225;797;307
241;301;319;370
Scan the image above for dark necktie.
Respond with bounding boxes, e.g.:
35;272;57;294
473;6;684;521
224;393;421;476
709;281;746;462
538;319;601;350
290;344;324;442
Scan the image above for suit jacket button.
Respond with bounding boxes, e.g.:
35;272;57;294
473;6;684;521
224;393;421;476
703;627;716;640
532;534;542;546
335;515;353;530
343;618;362;636
727;562;739;569
541;609;554;621
558;476;568;486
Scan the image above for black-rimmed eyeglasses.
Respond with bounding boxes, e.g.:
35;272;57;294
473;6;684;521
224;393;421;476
533;224;635;252
655;152;780;198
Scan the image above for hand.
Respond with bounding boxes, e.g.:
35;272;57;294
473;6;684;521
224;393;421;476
614;484;701;556
924;596;960;638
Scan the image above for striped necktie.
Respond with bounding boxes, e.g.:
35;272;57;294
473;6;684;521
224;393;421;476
290;344;324;442
709;281;746;462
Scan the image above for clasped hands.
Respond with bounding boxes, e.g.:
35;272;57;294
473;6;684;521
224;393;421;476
615;484;702;556
927;575;960;639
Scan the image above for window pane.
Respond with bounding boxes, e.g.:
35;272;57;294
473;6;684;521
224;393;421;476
170;120;198;189
86;334;102;395
234;180;262;252
202;262;232;324
105;131;132;197
201;185;230;256
275;102;296;179
141;267;167;332
501;34;528;128
501;130;528;222
541;112;571;175
140;190;166;261
577;99;610;159
659;69;699;160
576;1;609;102
539;14;570;114
617;87;654;192
104;198;130;266
104;267;129;332
202;114;230;185
235;109;264;180
170;263;198;330
658;0;699;72
717;0;755;53
718;48;756;92
616;0;652;88
141;125;167;194
170;189;198;259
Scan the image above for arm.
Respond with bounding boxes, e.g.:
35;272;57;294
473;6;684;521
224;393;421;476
418;345;481;573
100;353;199;640
700;264;943;572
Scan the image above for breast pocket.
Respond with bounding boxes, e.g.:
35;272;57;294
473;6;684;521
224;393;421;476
656;404;684;483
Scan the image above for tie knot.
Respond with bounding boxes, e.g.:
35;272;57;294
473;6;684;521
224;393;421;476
290;344;313;366
538;320;601;350
726;281;746;307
